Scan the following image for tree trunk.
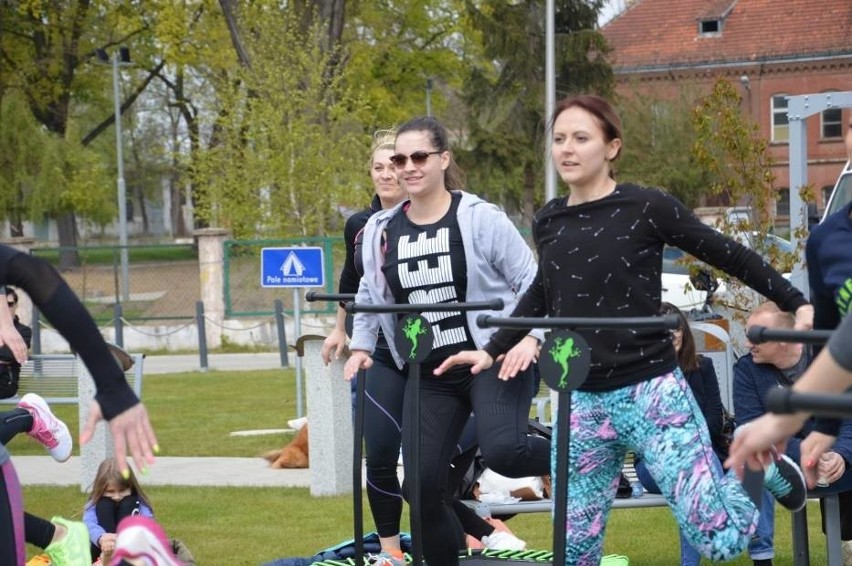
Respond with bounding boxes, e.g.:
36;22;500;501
55;214;80;271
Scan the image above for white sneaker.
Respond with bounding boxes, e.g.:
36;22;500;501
112;516;184;565
287;416;308;431
482;530;527;551
18;393;72;462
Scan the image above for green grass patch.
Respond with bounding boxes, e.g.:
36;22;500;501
14;368;830;564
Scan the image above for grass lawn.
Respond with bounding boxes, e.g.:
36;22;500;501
12;368;829;564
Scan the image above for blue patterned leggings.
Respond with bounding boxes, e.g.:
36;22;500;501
555;370;758;565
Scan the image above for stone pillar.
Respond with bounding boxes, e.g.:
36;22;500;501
194;228;230;349
0;237;36;328
299;336;353;496
78;357;114;492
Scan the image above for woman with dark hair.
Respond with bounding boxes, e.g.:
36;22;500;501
634;302;728;566
344;116;550;565
436;94;814;565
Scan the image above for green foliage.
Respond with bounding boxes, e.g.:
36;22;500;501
191;6;372;239
617;83;713;208
691;78;802;317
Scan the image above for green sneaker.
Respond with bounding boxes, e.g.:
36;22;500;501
45;516;90;566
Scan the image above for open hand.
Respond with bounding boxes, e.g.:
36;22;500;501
81;401;158;478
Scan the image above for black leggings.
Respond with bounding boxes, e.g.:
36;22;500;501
362;350;407;539
0;450;25;565
91;495;140;559
402;363;549;566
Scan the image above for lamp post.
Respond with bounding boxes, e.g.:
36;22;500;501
98;47;132;302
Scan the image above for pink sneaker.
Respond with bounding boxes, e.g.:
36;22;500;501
111;516;184;566
17;393;72;462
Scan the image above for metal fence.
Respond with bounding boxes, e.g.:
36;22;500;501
32;243;199;323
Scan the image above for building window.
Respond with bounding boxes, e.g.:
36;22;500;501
699;19;721;34
776;188;790;217
822;107;842;139
772;95;789;143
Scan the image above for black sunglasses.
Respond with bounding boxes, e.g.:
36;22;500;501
389;150;442;168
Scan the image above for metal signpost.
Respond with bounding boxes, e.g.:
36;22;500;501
261;247;325;418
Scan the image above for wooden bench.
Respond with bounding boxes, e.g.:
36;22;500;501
0;353;144;405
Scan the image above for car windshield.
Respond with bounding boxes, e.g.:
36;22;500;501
826;173;852;218
663;233;792;275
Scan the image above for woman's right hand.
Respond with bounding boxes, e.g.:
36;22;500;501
433;350;494;376
321;327;347;365
343;350;372;382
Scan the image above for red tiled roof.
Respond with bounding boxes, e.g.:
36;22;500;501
602;0;852;70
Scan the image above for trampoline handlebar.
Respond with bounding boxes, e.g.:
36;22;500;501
746;325;833;345
345;298;504;315
305;292;356;303
476;313;681;331
765;387;852;419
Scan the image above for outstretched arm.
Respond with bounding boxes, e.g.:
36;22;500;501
0;246;157;477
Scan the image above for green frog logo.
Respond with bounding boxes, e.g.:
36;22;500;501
837;277;852;316
549;335;582;389
402;317;428;360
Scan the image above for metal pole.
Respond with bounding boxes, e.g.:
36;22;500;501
113;302;124;348
112;51;130;302
545;0;557;202
274;299;289;367
425;78;433;117
196;301;208;372
294;289;303;418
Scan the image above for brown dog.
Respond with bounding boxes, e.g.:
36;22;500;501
263;424;309;469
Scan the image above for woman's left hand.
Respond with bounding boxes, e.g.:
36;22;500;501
496;336;539;381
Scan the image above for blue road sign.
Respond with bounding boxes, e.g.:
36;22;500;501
261;247;325;288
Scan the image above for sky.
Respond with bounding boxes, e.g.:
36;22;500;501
598;0;627;26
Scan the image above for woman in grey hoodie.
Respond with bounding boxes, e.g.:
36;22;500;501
343;116;549;566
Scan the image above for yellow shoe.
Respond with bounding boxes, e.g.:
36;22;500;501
26;555;51;566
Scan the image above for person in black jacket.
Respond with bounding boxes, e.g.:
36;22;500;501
0;287;31;399
634;302;729;566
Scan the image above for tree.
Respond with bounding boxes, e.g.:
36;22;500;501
190;4;371;239
0;1;151;267
460;0;613;223
690;78;801;320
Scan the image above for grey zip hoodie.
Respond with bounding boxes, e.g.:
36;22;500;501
350;191;543;369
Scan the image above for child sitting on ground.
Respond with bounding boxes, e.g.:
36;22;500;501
84;457;154;564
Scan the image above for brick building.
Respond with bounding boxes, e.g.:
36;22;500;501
601;0;852;214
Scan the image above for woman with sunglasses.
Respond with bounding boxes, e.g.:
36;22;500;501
0;288;31;399
322;129;411;563
0;244;159;564
344;116;550;565
435;94;815;565
633;302;729;566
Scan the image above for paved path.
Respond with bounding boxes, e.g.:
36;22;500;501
15;456;312;488
142;352;285;374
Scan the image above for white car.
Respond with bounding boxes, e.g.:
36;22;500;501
661;233;794;313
